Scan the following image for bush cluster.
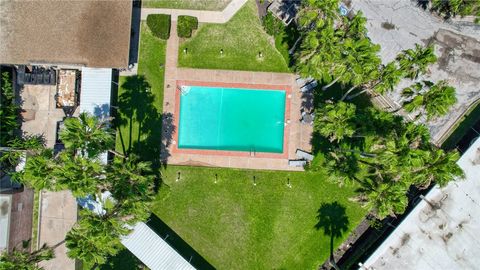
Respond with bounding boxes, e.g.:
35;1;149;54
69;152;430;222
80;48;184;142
146;14;171;40
177;15;198;38
262;12;285;36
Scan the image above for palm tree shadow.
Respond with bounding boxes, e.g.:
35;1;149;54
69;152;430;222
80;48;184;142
115;75;175;192
315;202;349;268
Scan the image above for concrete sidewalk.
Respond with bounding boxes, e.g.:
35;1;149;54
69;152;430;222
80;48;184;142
141;0;247;22
38;190;77;270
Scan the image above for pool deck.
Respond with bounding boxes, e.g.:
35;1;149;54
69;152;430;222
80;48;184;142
162;22;312;171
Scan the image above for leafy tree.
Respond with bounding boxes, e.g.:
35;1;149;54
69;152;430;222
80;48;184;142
312;101;464;218
402;80;457;119
65;210;127;267
354;176;409;219
64;157;154;266
0;243;54;270
430;0;480;23
297;0;340;28
315;102;357;142
20;150;104;197
59;112;114;158
410;148;464;188
0;71;19;145
0;136;44;175
106;157;155;225
396;44;437;80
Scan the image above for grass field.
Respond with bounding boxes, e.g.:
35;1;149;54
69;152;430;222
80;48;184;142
115;23;166;157
178;0;289;72
143;0;231;10
154;166;366;269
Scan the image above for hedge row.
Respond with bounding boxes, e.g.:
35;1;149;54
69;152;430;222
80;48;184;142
177;15;198;38
147;14;171;40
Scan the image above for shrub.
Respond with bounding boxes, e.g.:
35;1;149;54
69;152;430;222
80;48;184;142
177;15;198;38
262;12;284;36
146;14;171;40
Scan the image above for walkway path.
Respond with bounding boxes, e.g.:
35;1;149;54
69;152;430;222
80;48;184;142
141;0;248;22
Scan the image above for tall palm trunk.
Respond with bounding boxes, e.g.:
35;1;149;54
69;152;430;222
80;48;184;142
340;85;358;101
346;88;369;100
322;76;341;91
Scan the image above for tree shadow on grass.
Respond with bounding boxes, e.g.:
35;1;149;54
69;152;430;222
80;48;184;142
147;214;216;270
115;75;175;192
315;202;349;269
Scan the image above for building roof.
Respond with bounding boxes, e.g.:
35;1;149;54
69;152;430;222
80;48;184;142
79;67;112;163
0;194;12;252
122;222;196;270
361;137;480;270
0;0;132;68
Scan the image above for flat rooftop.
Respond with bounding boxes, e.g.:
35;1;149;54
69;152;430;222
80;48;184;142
0;0;132;68
352;0;480;145
361;137;480;269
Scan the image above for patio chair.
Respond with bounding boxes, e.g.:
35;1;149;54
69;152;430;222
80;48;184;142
296;76;314;87
288;159;307;167
300;80;318;92
296;149;314;161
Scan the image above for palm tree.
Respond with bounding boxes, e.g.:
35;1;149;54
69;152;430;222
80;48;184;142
105;156;155;225
20;149;57;191
315;102;357;142
354;176;409;219
297;0;340;28
20;150;104;197
54;152;104;197
337;38;381;100
409;148;464;188
401;80;457;119
396;44;437;80
0;243;54;270
65;210;128;267
59;112;114;158
0;136;44;175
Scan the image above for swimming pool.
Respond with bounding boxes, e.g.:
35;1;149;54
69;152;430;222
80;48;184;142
177;85;286;153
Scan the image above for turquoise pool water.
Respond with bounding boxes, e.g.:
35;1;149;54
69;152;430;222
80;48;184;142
178;85;286;153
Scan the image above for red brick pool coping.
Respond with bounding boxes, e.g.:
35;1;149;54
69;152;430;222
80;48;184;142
172;80;292;159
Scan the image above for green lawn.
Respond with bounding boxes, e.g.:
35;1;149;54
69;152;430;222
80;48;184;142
153;166;366;269
115;23;166;157
178;0;289;72
143;0;231;10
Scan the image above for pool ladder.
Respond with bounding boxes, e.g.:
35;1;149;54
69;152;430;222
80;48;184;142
250;148;256;157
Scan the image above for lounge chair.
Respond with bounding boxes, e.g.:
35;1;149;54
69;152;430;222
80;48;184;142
289;159;307;167
296;149;314;161
300;80;318;92
301;111;315;125
295;76;314;87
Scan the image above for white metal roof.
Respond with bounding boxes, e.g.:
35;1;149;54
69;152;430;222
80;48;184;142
361;137;480;270
79;67;112;163
0;194;12;251
121;222;196;270
79;67;112;119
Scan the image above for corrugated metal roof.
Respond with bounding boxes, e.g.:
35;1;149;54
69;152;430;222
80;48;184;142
79;67;112;163
80;67;112;119
121;222;196;270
